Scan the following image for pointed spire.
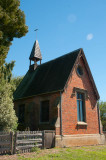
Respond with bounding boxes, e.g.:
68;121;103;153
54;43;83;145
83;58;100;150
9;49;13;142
29;40;42;62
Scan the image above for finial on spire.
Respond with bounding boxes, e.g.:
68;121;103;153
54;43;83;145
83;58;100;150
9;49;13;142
34;29;38;40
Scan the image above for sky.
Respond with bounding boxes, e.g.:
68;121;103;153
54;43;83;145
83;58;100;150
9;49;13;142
6;0;106;101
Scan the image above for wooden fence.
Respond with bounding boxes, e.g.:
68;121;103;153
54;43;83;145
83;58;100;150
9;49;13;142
14;131;43;153
43;130;55;149
103;131;106;140
0;130;55;155
0;132;13;155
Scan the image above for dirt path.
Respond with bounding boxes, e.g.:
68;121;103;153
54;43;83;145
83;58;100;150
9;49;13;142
0;148;59;160
0;145;106;160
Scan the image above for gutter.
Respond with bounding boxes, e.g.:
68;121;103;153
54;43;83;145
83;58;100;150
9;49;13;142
14;89;63;102
97;103;101;134
60;91;63;138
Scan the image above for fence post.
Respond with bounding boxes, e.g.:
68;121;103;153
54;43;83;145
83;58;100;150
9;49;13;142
42;130;45;149
14;132;17;154
10;132;13;155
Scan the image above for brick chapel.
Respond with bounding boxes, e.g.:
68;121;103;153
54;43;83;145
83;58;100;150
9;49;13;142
14;40;105;146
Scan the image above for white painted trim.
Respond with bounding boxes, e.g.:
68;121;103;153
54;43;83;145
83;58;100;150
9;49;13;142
77;121;87;125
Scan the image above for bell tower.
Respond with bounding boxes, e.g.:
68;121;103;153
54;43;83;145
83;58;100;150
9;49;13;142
29;40;42;70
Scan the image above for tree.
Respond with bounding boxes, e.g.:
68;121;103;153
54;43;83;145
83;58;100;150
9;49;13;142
0;61;15;81
11;75;23;93
99;101;106;131
0;80;18;131
0;0;28;66
0;61;23;92
0;61;23;131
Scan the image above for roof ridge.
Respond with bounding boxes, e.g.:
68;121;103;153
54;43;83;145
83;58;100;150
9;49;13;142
14;48;81;100
38;48;81;67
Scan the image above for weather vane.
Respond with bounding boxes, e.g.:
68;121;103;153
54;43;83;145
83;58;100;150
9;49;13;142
34;29;38;40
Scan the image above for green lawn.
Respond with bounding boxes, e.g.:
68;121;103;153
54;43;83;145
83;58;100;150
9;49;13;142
17;145;106;160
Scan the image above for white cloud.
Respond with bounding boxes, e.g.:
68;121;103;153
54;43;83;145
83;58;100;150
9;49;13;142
86;33;93;40
68;14;77;23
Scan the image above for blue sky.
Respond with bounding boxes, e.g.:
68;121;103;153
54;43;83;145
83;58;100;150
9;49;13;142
6;0;106;101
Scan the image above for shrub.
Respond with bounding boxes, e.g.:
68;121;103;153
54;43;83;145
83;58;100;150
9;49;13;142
0;81;18;131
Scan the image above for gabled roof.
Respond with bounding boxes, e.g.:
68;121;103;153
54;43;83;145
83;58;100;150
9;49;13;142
80;49;100;100
14;49;80;100
14;48;100;101
29;40;42;61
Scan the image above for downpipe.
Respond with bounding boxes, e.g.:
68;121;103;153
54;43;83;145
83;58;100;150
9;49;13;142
60;91;63;139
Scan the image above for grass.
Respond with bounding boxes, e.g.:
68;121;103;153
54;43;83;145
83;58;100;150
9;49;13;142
0;145;106;160
17;145;106;160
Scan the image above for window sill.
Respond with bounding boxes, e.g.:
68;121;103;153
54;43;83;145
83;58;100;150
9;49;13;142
77;121;87;126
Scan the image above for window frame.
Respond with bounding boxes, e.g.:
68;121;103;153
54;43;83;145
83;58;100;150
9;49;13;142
18;104;25;124
77;92;86;122
40;100;50;124
71;87;87;125
76;65;84;77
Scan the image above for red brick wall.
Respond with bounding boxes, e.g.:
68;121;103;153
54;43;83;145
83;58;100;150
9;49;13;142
61;56;99;135
14;56;100;135
14;92;60;131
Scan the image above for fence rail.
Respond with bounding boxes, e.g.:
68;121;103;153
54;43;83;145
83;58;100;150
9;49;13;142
14;131;43;154
0;130;55;155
